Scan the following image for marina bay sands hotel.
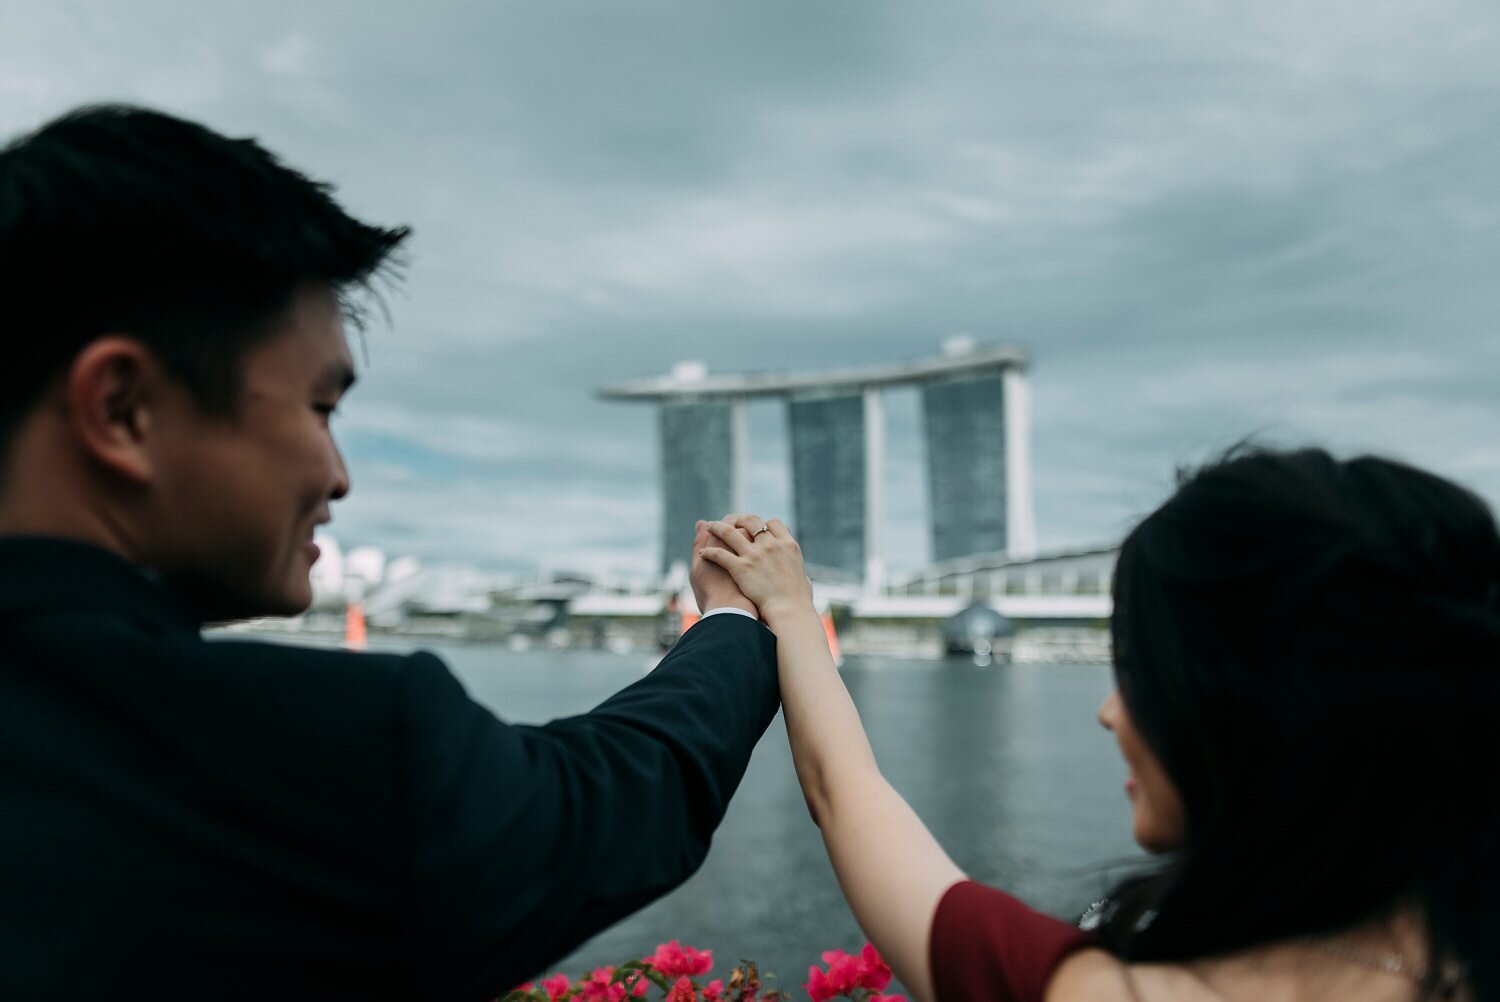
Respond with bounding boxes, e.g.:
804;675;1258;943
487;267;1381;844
600;339;1036;591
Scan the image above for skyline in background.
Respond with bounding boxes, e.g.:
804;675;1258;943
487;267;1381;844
3;1;1497;577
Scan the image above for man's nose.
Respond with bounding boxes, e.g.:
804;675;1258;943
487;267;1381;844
330;439;351;500
1097;690;1120;731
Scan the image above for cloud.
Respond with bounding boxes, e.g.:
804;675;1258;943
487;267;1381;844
4;0;1498;574
258;34;314;78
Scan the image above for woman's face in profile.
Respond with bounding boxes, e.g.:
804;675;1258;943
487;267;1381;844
1098;689;1187;853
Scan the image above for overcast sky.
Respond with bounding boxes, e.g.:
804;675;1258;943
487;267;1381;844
4;1;1497;578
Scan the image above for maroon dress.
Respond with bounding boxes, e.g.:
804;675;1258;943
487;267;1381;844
929;880;1097;1002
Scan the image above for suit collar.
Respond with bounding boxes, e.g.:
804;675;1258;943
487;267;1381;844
0;535;201;635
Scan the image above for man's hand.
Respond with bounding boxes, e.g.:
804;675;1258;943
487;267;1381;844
690;517;758;618
698;515;814;631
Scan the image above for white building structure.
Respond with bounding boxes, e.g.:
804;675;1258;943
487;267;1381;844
600;339;1035;591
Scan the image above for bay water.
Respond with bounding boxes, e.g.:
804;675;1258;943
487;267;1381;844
437;645;1147;994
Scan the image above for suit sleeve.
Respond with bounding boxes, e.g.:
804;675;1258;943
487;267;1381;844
396;615;778;1000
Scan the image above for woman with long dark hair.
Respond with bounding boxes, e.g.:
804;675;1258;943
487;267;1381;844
699;447;1497;1001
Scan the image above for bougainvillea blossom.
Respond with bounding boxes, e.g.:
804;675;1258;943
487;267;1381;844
644;940;715;980
504;939;900;1002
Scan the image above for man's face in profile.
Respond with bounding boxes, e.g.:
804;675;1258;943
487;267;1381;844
146;284;355;620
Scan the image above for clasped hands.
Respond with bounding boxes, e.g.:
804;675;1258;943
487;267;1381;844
689;514;814;630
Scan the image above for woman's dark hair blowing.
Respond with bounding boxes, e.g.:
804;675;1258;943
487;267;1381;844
1096;447;1500;999
0;103;410;448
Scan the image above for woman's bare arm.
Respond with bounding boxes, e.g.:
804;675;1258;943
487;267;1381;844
700;518;966;1002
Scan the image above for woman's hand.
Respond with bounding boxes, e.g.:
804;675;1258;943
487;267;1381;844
705;515;961;1002
698;515;815;629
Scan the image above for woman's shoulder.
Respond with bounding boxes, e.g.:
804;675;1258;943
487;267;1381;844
1047;953;1227;1002
1042;949;1134;1002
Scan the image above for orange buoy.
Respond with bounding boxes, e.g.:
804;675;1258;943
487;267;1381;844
343;600;367;651
821;610;843;668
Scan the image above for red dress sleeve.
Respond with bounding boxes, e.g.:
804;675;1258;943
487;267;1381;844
928;880;1097;1002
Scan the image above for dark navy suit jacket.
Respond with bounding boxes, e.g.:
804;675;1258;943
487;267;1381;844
0;537;779;1000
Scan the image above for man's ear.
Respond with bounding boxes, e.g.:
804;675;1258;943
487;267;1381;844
64;336;168;485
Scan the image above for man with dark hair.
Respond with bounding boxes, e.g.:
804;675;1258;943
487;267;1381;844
0;105;778;999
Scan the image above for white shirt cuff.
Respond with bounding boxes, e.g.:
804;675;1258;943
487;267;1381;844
701;606;758;621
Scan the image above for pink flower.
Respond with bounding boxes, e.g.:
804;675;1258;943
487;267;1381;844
702;978;724;1001
856;942;893;991
810;949;860;998
667;975;699;1002
541;974;573;1002
868;996;907;1002
629;975;650;997
804;965;836;1002
645;940;715;980
804;942;894;1000
578;966;627;1002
